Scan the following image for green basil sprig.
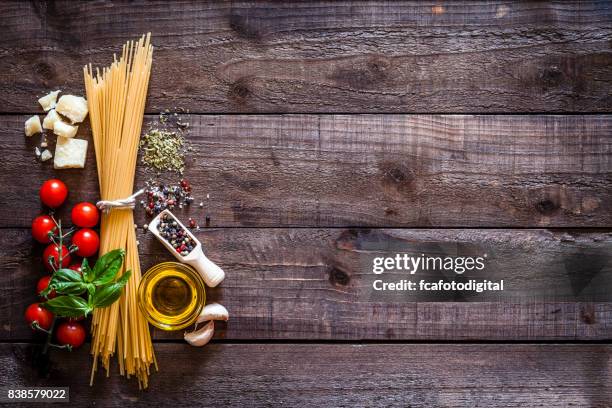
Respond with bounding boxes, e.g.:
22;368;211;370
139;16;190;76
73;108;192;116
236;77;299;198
41;249;132;318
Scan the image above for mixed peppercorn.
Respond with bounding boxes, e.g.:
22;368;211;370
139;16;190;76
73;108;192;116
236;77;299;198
157;212;197;256
142;179;195;217
138;110;209;229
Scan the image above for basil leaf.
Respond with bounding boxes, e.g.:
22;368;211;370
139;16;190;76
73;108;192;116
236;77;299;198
42;296;92;318
39;285;53;298
52;281;87;296
92;270;132;308
81;258;93;283
92;249;125;285
86;283;96;298
54;268;83;282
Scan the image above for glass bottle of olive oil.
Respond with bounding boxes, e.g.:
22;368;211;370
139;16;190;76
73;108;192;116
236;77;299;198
138;262;206;331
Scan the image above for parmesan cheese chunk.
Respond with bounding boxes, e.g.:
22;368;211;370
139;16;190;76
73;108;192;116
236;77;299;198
38;90;60;112
55;95;88;124
53;120;78;138
25;115;42;136
42;109;61;130
54;136;88;169
41;149;53;162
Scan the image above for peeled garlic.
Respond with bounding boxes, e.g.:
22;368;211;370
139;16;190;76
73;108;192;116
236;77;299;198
53;120;78;138
38;90;60;112
25;115;42;137
55;95;88;124
42;109;61;130
196;303;229;324
184;320;214;347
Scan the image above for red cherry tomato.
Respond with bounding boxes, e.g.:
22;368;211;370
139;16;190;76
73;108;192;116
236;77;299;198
56;321;86;349
31;215;56;244
24;303;54;330
71;202;99;228
43;244;71;271
39;179;68;208
68;262;83;274
72;229;99;257
36;275;57;299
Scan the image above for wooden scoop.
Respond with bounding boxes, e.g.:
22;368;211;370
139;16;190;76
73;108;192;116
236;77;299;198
148;209;225;287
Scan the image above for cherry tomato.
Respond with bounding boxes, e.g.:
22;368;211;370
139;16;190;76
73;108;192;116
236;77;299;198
39;179;68;208
31;215;56;244
43;244;71;271
72;229;99;257
56;321;86;349
68;262;83;274
24;303;54;330
71;202;99;228
36;275;56;299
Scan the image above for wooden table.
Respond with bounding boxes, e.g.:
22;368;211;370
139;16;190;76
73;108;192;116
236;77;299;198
1;1;611;406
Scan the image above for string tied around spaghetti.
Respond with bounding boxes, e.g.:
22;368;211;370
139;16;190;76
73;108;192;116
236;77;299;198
96;189;145;213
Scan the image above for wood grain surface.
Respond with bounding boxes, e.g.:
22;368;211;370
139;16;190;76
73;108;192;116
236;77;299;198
1;1;611;113
2;1;612;404
1;343;611;407
3;227;611;341
2;114;611;228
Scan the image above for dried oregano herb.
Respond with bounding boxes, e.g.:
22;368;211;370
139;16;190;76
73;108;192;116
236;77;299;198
140;129;186;174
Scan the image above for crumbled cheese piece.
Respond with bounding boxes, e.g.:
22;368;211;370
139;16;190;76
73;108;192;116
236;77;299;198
38;90;60;112
54;137;88;169
53;120;78;138
55;95;88;124
42;109;61;130
35;147;41;157
41;149;53;162
25;115;42;136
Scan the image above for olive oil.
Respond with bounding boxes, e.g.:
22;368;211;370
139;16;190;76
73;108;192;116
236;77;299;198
138;262;206;331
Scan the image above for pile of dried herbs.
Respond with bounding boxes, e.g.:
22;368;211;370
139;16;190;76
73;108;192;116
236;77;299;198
140;128;186;174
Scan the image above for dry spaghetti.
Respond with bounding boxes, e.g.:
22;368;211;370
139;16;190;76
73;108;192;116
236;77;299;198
83;33;156;388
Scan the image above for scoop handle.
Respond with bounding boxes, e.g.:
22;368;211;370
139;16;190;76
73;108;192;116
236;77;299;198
187;250;225;287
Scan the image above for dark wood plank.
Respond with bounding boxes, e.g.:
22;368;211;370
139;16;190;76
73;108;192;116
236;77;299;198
1;1;611;113
1;343;611;407
2;227;612;341
2;114;611;228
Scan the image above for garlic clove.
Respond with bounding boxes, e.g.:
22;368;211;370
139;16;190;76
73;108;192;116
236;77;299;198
196;302;229;324
184;320;214;347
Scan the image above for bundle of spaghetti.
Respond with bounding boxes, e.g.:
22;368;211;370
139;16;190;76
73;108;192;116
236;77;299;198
83;33;156;389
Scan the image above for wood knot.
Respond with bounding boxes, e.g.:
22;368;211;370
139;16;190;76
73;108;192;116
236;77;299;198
539;65;563;88
366;57;391;78
228;77;252;104
580;306;596;325
228;12;262;40
34;61;56;81
330;55;391;89
378;161;416;193
383;207;397;216
535;199;559;215
328;266;350;286
335;228;371;251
